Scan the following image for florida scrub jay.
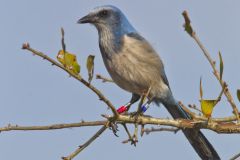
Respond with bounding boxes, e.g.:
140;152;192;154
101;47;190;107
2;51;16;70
78;5;220;160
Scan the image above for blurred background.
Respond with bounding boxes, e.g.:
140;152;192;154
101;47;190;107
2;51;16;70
1;1;240;159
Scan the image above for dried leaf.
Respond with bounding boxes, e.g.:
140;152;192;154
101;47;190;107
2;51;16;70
199;77;203;99
86;55;95;83
57;50;80;75
200;99;218;118
219;51;224;80
237;89;240;102
61;28;66;53
182;11;193;36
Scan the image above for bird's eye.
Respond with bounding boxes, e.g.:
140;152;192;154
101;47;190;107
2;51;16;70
99;10;109;18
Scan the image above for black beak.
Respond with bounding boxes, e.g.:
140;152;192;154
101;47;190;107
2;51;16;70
77;14;93;24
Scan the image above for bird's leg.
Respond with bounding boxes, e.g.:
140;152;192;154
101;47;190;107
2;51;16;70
140;99;152;113
117;94;140;114
132;98;153;117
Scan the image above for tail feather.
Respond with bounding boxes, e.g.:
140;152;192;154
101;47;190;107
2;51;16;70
160;99;220;160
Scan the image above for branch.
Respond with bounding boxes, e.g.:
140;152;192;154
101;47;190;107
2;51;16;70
0;121;106;132
62;124;108;160
180;101;238;122
2;113;240;134
22;43;119;117
182;11;240;122
142;127;180;135
114;115;240;133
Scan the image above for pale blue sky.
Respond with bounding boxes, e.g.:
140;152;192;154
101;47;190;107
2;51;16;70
1;1;240;159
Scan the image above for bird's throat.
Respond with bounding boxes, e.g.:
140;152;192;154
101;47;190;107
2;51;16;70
98;25;122;59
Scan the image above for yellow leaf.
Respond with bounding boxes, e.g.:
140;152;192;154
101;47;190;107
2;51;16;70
200;99;218;118
86;55;95;83
57;50;80;75
57;50;65;65
237;89;240;102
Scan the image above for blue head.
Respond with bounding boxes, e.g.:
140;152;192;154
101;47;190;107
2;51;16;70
78;5;136;39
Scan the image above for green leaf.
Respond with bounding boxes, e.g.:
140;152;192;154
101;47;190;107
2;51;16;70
199;77;203;99
237;89;240;102
86;55;95;83
219;51;224;80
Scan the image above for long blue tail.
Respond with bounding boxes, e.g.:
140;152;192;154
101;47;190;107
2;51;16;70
160;99;220;160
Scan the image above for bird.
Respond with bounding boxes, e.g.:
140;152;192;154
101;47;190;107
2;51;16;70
78;5;220;160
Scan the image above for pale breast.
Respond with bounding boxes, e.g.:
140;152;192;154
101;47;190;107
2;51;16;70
104;34;169;98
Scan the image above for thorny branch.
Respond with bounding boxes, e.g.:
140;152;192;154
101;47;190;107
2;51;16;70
0;121;106;132
62;123;108;160
182;10;240;122
3;113;240;134
22;43;119;117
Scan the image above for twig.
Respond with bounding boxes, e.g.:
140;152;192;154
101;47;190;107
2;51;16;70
180;101;238;122
62;123;108;160
22;43;119;117
143;127;180;135
0;121;106;132
132;123;138;146
230;151;240;160
96;74;114;83
121;123;133;144
188;104;202;114
216;82;226;102
182;10;240;122
179;101;197;118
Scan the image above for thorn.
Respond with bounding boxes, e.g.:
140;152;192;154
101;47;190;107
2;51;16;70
140;125;144;137
101;114;110;119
